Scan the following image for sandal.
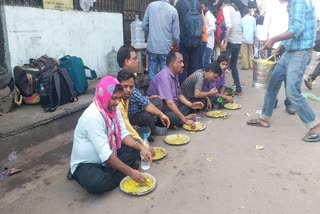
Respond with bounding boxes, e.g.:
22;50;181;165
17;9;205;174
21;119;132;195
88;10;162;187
303;133;320;142
247;119;270;128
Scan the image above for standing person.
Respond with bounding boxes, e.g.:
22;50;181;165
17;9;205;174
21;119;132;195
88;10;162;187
220;0;243;96
175;0;203;81
147;50;204;128
198;5;207;69
304;23;320;90
254;9;266;58
142;0;180;81
201;1;217;69
247;0;320;143
263;0;295;114
240;8;256;70
69;77;153;194
213;1;226;61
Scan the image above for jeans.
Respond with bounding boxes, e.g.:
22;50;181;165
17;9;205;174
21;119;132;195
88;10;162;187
164;103;191;127
260;50;319;129
225;42;242;93
199;42;207;69
310;62;320;81
129;97;163;135
72;145;139;194
203;47;213;69
148;52;167;81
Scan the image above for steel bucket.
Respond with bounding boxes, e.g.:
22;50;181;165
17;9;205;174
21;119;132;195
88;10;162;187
252;58;277;89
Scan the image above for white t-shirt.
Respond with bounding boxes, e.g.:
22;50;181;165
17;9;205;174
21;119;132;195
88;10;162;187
70;103;130;173
205;10;216;49
263;1;288;48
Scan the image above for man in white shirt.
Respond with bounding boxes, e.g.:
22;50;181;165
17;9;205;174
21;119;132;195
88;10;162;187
262;0;295;115
221;0;243;96
201;1;216;69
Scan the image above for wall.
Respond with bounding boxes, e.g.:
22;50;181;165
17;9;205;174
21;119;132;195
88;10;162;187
0;6;123;77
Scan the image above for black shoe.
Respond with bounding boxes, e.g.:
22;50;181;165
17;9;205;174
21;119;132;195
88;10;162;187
66;169;73;180
285;105;296;115
148;135;155;142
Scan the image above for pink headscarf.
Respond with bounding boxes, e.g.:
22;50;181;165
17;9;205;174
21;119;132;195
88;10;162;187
94;76;122;156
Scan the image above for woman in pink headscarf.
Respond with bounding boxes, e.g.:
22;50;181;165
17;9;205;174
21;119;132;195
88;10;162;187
69;76;152;194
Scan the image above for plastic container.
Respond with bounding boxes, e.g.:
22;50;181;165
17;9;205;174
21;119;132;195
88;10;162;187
0;167;8;180
140;133;151;170
39;83;48;108
107;46;119;77
8;149;17;161
130;15;146;49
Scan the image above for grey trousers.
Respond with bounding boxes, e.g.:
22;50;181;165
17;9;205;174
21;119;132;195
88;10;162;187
129;97;163;135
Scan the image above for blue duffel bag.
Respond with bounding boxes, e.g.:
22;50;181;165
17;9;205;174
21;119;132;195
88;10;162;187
59;55;97;95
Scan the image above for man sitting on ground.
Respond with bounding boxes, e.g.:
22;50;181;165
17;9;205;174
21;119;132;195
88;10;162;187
117;71;153;145
117;45;170;139
147;50;204;129
180;62;222;110
69;77;152;194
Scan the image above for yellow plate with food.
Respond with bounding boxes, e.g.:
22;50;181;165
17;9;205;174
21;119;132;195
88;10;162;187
120;173;156;196
183;122;206;131
206;110;228;118
224;103;242;110
152;147;167;161
164;134;190;145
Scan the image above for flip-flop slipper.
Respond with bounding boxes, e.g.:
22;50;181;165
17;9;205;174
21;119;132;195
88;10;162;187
303;133;320;142
8;168;21;176
247;119;270;128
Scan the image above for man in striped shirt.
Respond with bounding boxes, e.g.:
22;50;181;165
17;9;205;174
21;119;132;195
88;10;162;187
181;62;222;110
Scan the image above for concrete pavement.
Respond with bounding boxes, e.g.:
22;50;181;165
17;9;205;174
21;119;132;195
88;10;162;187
1;56;320;214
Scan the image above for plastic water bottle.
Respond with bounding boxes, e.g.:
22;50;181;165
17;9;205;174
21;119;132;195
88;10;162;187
39;83;48;108
140;133;151;170
8;148;17;161
0;167;8;180
130;15;146;49
106;46;119;77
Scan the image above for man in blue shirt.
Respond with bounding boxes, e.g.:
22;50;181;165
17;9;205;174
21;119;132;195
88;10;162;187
247;0;320;142
142;0;180;81
240;8;256;70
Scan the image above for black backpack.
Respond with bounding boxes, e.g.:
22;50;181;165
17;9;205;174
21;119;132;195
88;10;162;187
13;55;58;97
38;66;78;112
184;0;203;47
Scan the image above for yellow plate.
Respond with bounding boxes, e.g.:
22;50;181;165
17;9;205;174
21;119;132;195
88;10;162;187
206;110;228;118
183;123;206;131
164;134;190;145
152;147;167;161
224;103;242;110
120;173;156;196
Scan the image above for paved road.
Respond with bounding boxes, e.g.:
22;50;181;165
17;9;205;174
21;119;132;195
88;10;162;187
1;56;320;214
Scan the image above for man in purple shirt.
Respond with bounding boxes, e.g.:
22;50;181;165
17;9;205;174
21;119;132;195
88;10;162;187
203;54;233;108
147;50;204;128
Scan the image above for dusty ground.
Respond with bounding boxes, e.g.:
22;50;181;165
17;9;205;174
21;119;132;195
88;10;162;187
1;56;320;214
